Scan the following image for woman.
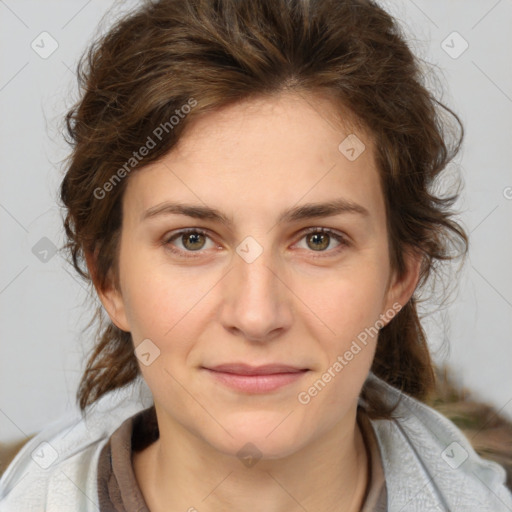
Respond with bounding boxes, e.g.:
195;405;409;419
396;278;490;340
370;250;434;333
1;0;511;510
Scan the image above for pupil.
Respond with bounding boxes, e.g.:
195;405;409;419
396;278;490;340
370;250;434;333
185;233;204;250
309;233;328;251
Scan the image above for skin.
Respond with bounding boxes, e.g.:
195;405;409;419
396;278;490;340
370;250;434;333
90;91;421;512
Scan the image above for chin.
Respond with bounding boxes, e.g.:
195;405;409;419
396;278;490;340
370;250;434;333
203;418;309;462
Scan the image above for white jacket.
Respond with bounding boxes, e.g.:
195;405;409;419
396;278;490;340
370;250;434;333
1;372;511;511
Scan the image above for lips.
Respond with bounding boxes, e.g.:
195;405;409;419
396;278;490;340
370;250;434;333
205;363;308;376
202;363;309;393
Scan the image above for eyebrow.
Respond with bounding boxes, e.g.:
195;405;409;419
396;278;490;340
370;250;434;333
141;198;370;226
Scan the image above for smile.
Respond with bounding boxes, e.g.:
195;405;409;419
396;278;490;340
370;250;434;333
202;368;310;393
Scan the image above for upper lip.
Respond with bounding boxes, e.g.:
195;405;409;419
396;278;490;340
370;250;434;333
204;363;308;375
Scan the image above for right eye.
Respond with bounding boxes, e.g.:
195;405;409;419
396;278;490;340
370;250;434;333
163;228;218;257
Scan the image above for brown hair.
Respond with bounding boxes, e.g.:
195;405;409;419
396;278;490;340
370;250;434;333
59;0;468;415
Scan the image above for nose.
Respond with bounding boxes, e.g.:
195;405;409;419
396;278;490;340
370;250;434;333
219;245;293;343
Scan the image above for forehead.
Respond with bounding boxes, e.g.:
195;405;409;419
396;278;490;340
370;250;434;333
122;92;384;227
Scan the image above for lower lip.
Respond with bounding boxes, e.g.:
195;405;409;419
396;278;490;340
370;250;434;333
203;369;309;393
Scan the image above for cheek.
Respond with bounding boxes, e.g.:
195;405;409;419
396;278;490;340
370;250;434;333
295;262;389;403
122;276;170;339
310;262;390;339
118;245;188;335
301;283;382;411
120;255;219;364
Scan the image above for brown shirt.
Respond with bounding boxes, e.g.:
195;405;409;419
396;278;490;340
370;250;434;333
97;406;387;511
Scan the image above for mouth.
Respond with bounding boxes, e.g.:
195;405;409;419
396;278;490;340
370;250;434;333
201;363;310;393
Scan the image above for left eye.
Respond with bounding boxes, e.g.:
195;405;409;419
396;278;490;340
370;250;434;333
163;227;349;258
296;227;348;254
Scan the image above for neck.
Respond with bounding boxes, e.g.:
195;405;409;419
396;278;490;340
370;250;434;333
133;406;370;512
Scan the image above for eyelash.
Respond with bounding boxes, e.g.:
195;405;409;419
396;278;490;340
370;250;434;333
162;227;351;259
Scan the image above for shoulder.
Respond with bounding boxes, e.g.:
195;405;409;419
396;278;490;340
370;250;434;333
0;377;152;512
365;372;512;511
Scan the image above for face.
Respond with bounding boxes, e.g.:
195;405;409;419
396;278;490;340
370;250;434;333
95;91;420;461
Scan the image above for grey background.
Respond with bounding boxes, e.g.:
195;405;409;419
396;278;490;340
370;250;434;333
1;0;511;442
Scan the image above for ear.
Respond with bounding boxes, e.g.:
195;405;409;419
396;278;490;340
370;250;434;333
381;246;422;322
85;249;131;332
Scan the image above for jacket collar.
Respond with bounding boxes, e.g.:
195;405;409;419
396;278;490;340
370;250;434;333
364;372;512;511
